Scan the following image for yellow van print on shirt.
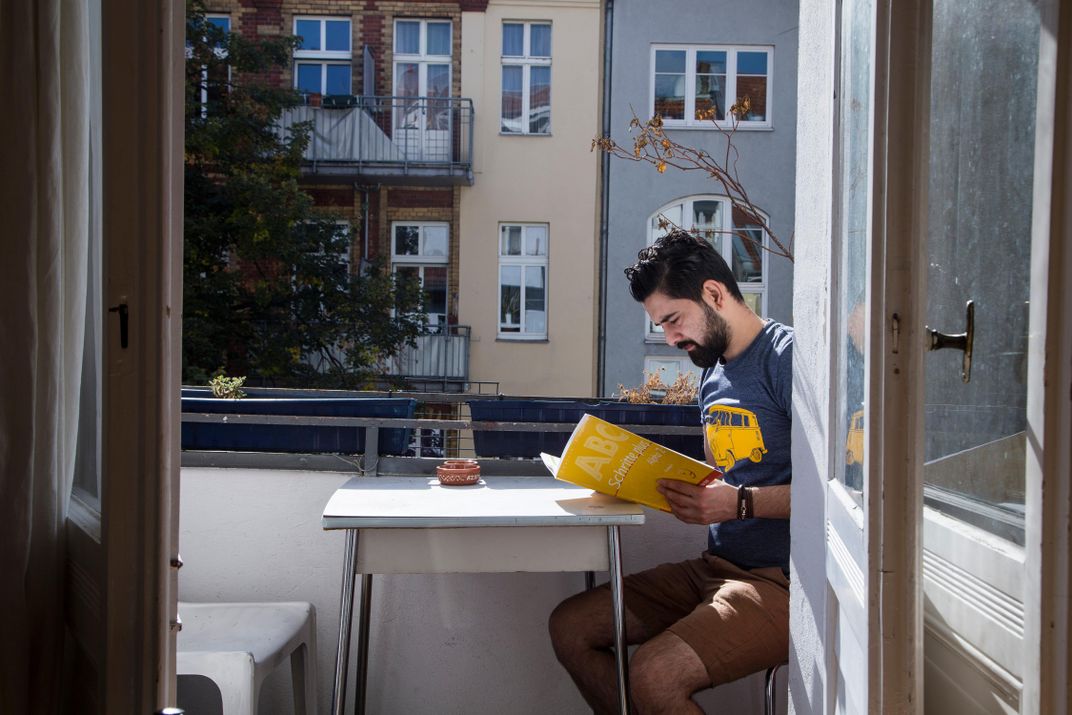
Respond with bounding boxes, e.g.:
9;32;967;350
704;405;768;471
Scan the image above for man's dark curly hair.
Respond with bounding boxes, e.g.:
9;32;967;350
624;230;744;304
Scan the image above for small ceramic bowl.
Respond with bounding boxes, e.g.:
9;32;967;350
436;459;480;486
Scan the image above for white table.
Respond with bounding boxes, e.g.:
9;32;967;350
321;475;645;715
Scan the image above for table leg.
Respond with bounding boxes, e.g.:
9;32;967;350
356;573;373;715
607;525;630;715
332;529;358;715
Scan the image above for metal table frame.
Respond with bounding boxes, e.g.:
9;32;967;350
322;476;642;715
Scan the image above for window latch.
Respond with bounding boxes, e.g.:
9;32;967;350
108;302;128;349
925;300;974;383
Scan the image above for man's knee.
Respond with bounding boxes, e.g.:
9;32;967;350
548;589;609;656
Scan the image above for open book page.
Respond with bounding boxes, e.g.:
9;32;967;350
542;414;720;512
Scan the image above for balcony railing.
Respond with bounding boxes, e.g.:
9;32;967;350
381;324;470;383
277;95;474;185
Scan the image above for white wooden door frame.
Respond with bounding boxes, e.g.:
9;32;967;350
822;0;925;710
99;0;183;710
1026;1;1072;711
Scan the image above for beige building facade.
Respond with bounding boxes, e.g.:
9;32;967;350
459;0;602;397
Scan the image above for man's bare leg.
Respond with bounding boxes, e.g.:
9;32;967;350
549;587;651;714
550;589;711;714
629;632;710;714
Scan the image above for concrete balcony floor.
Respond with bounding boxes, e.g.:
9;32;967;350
178;465;783;714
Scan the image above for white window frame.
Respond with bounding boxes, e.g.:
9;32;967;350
390;221;450;265
497;223;548;340
500;21;552;135
393;19;453;93
391;222;449;329
293;16;353;97
644;196;768;341
649;44;773;129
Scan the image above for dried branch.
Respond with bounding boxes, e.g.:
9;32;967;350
592;100;794;263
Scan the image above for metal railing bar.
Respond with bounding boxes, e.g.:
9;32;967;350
180;412;702;435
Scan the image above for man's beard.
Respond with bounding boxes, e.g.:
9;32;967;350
678;302;731;368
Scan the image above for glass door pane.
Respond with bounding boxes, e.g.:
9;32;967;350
922;0;1040;545
834;0;874;504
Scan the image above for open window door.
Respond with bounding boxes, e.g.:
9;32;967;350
65;1;184;711
817;0;1071;712
913;0;1069;712
821;1;925;711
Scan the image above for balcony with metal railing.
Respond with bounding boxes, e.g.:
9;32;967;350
380;324;471;386
278;95;474;186
176;389;773;714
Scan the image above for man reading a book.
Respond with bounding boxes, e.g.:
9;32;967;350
549;230;792;713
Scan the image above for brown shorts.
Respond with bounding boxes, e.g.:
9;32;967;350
622;552;789;685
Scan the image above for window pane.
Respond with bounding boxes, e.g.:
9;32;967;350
325;20;350;52
423;266;448;321
423;226;448;257
427;22;451;55
396;63;419;97
296;63;322;94
529;66;551;134
296;20;320;51
691;200;722;242
503;23;524;56
326;65;350;95
654;74;685;120
921;0;1038;540
501;66;522;132
395;21;419;54
835;0;874;502
738;51;768;75
500;266;522;330
655;49;686;73
427;64;450;98
696;50;726;74
394;225;420;255
741;291;762;316
695;72;726;120
737;75;767;120
394;266;420;312
501;225;522;255
525;266;546;334
530;24;551;57
732;228;764;282
525;225;548;255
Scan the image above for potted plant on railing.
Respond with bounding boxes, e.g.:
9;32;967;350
468;371;704;460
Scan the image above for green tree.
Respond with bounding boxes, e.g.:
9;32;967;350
183;1;423;387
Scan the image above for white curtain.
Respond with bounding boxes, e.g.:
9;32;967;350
0;1;90;712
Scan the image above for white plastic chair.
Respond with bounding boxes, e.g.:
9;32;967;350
177;601;317;715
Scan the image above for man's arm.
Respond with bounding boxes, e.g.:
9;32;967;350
656;479;791;525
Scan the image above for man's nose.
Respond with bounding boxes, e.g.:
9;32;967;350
663;328;679;346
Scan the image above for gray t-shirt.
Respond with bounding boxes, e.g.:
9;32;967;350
699;320;793;573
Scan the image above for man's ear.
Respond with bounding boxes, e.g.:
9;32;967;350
701;279;725;309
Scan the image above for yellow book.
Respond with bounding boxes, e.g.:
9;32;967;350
540;413;721;512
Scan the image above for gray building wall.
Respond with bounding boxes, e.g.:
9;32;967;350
601;0;799;397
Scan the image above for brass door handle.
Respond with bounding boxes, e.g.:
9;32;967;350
925;300;974;383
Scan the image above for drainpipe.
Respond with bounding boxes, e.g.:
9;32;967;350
356;183;379;275
596;0;614;398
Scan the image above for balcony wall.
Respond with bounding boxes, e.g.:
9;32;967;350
178;466;778;714
278;96;474;186
382;325;470;382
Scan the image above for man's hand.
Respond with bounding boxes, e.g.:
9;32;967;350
656;478;738;525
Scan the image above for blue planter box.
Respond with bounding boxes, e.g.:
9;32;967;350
181;395;416;455
468;399;703;460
